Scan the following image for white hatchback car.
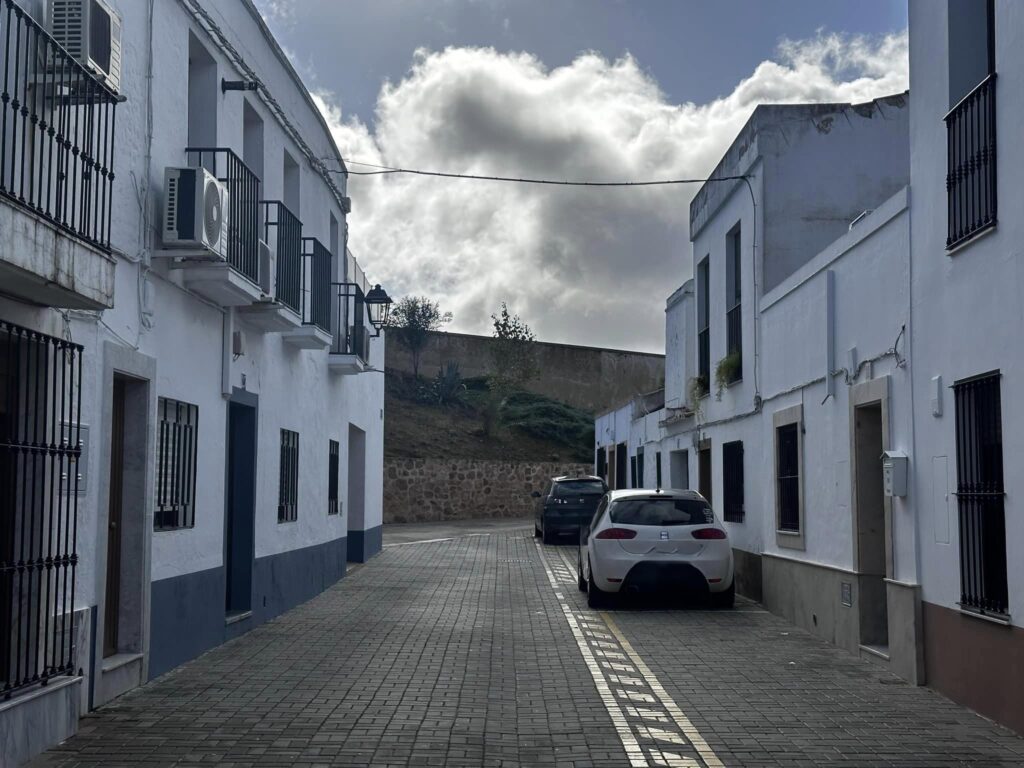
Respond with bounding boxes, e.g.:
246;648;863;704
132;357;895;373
577;488;734;608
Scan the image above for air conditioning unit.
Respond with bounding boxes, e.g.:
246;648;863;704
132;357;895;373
163;167;230;258
258;240;274;296
50;0;123;93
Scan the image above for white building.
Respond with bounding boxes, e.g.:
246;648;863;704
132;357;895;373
0;1;387;763
596;95;921;676
599;2;1024;735
907;0;1022;734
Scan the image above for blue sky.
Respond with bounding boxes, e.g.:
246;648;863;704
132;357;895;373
257;1;909;350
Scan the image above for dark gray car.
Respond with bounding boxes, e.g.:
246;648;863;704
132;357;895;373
533;475;607;544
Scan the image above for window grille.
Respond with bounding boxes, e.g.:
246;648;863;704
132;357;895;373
154;398;198;530
0;320;82;699
776;424;800;532
328;439;339;515
953;372;1007;616
722;441;744;523
278;429;298;523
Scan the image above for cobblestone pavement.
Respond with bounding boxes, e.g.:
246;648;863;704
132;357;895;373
33;526;1024;767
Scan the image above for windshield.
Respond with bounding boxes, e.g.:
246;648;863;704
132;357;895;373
609;497;714;526
553;480;606;497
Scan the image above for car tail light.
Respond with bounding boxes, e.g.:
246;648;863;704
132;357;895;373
595;527;638;540
692;527;727;540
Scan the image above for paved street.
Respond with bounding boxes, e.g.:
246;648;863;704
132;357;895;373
33;524;1024;768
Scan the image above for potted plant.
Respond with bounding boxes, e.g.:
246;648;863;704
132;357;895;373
714;352;742;399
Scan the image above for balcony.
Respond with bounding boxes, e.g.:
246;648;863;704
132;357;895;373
0;1;120;309
945;74;996;250
328;252;372;374
237;201;303;332
281;237;332;350
168;148;263;306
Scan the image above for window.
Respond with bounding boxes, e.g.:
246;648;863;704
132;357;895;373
554;479;606;498
655;451;662;488
610;497;714;527
953;372;1007;616
242;100;264;182
725;225;742;383
945;0;996;249
630;455;638;488
697;257;710;393
328;439;340;515
776;423;800;533
722;441;744;523
278;429;299;522
155;398;199;530
698;441;712;505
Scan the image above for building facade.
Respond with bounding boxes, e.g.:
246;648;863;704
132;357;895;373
907;0;1023;733
598;1;1024;736
0;1;386;763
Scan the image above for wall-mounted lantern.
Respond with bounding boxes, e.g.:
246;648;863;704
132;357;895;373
364;284;392;336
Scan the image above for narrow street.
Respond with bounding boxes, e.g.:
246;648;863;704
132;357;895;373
33;524;1024;768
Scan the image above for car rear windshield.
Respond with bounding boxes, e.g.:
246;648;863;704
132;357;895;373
553;480;605;497
609;497;714;526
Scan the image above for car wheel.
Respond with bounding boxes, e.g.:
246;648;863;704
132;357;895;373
710;581;735;609
587;561;608;609
577;551;587;592
541;522;556;545
534;522;541;538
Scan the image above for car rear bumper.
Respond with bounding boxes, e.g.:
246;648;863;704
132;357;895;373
590;547;734;594
542;513;593;537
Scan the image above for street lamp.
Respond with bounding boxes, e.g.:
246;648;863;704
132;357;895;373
364;284;392;336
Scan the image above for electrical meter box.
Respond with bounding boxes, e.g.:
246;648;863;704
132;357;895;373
881;450;908;498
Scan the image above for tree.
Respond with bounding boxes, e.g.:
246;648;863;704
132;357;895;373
387;296;452;379
483;303;539;434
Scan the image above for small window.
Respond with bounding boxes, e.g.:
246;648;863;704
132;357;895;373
328;439;340;515
155;398;199;531
776;424;800;532
722;441;744;523
278;429;299;523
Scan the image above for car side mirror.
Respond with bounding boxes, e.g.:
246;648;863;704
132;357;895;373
530;491;541;499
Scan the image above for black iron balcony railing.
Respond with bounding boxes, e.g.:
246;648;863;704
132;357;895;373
262;201;302;315
0;0;120;252
945;74;997;250
725;303;742;383
1;319;83;700
331;282;368;361
301;237;331;333
185;148;261;284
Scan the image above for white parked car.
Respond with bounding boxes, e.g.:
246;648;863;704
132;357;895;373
577;488;734;608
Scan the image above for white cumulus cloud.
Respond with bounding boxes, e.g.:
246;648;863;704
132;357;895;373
314;31;908;351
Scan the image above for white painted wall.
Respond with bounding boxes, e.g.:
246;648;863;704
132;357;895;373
908;0;1024;626
1;0;383;609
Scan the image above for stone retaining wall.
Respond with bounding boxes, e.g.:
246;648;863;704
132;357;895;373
384;458;592;524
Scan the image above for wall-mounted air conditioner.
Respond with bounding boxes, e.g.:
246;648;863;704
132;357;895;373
163;167;230;258
50;0;123;93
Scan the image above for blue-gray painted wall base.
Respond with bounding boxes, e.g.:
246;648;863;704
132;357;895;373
148;535;347;681
347;525;382;563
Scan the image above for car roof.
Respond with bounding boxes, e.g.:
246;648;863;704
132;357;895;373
607;488;707;502
552;475;605;483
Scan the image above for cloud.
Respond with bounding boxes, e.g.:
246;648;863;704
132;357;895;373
313;31;908;351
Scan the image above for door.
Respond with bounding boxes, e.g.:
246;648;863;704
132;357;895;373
854;403;888;650
669;450;689;490
225;402;256;615
104;377;126;657
698;444;712;505
615;443;627;490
